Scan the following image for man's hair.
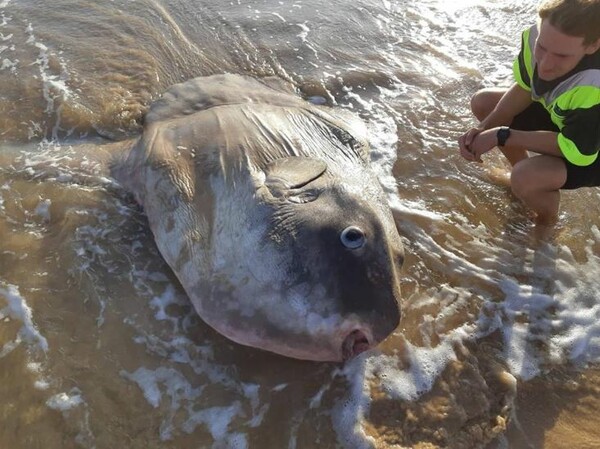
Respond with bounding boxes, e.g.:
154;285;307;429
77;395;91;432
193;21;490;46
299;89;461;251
538;0;600;45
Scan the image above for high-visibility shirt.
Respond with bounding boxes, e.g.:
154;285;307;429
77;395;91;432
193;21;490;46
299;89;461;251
513;24;600;166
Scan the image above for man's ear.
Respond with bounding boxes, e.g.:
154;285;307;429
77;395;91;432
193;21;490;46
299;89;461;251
585;38;600;55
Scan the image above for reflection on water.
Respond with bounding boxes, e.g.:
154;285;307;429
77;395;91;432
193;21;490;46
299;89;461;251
2;0;600;448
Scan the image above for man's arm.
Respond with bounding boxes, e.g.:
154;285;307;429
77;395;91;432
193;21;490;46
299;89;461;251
469;96;600;163
479;83;533;129
502;129;561;156
466;128;561;163
459;83;532;158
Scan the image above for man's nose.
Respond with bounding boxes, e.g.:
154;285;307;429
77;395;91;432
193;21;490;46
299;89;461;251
538;54;554;71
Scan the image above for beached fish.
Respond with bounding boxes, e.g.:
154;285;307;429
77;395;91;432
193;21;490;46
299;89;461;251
111;74;404;361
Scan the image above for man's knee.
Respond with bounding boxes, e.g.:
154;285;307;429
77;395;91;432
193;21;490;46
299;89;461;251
470;91;487;121
510;161;531;199
470;88;505;122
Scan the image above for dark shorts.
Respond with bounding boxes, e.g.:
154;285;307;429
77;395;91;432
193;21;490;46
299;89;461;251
510;102;600;190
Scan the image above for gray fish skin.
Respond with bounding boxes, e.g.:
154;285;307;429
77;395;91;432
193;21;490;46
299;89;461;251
113;74;404;362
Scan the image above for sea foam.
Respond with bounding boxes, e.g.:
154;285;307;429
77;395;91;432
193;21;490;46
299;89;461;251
0;283;48;355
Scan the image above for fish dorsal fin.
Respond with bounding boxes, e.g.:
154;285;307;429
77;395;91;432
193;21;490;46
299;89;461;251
144;74;303;125
264;157;327;196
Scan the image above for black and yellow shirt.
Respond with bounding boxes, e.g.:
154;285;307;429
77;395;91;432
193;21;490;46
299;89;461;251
513;24;600;166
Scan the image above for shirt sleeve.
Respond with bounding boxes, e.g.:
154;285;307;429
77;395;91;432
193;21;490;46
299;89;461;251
513;29;532;91
558;91;600;166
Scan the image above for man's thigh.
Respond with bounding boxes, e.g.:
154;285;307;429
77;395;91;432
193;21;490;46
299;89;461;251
511;155;567;191
511;101;558;132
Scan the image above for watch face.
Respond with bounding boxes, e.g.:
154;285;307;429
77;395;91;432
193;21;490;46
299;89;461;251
497;127;510;146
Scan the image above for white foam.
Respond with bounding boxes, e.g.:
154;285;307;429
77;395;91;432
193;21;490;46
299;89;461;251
121;366;204;440
364;101;401;202
123;366;203;409
373;340;458;399
149;284;185;331
27;361;42;372
0;57;17;72
45;388;96;447
271;12;286;22
0;283;49;354
295;22;320;58
331;358;373;449
0;339;19;358
494;278;553;379
25;23;74;138
46;390;84;411
34;197;52;221
122;361;255;447
496;232;600;378
0;8;17;73
331;335;464;447
122;309;280;442
241;383;261;418
272;383;288;392
182;402;243;439
69;205;139;327
34;379;51;390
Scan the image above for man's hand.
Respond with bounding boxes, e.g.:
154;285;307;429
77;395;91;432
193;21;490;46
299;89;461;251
468;127;503;162
458;126;484;162
458;83;533;163
459;127;501;163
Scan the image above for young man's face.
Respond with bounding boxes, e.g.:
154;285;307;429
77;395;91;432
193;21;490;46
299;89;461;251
534;19;600;81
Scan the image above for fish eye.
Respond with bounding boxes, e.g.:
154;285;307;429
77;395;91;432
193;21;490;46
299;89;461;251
340;226;366;249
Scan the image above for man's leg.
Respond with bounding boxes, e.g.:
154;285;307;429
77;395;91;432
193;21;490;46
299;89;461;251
510;155;567;225
470;88;529;166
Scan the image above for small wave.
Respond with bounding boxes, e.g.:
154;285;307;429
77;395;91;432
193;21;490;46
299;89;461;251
25;23;74;139
493;230;600;379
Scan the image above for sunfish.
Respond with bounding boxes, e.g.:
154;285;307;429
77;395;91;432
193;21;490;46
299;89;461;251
112;74;404;362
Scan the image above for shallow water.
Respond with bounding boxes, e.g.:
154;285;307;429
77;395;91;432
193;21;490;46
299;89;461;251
2;0;600;448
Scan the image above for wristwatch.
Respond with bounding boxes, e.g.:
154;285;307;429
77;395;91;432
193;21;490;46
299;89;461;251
497;126;511;147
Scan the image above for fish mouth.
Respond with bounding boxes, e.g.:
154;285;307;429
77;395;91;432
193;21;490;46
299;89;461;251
342;329;372;362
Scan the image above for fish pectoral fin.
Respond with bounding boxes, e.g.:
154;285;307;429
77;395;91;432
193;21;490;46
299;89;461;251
263;157;327;197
